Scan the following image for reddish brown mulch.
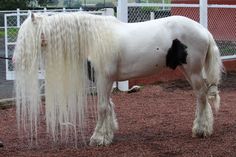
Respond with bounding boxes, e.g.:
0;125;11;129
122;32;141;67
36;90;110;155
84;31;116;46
0;72;236;157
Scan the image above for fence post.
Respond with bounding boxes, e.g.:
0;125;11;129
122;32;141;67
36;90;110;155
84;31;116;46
150;12;155;20
63;7;66;12
117;0;129;91
103;8;114;16
17;8;20;27
200;0;208;28
44;7;47;12
162;0;165;10
4;14;8;80
117;0;128;22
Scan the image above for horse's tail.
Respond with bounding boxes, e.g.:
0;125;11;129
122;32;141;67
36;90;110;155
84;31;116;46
204;32;224;112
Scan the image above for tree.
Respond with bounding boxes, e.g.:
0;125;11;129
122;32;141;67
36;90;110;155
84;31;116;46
0;0;30;10
38;0;47;7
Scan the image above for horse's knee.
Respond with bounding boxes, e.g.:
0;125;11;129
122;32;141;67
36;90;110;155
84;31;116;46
190;74;208;103
191;74;206;90
96;98;117;127
98;102;107;114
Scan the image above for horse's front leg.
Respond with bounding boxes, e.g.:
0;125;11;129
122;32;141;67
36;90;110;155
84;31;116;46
90;80;118;146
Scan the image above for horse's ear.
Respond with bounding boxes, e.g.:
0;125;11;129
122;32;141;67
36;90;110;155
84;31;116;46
31;12;36;24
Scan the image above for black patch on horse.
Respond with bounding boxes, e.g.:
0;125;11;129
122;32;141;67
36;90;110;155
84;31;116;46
87;60;95;82
166;39;188;70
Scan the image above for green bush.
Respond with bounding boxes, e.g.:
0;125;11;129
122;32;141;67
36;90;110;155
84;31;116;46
0;29;4;38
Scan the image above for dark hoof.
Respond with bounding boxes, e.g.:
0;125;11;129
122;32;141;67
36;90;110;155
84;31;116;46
193;132;205;138
192;131;210;138
0;141;4;147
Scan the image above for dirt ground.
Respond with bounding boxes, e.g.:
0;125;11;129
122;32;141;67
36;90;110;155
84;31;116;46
0;71;236;157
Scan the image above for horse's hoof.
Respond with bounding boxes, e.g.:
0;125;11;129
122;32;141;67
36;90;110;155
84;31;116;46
192;128;212;138
192;132;206;138
89;138;112;146
89;134;113;146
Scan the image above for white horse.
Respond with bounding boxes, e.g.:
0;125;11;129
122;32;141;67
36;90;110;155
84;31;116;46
13;12;223;146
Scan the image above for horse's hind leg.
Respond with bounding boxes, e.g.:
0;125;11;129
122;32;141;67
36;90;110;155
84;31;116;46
190;72;214;137
90;78;118;146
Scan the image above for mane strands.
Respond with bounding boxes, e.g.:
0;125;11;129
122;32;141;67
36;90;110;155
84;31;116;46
14;12;119;145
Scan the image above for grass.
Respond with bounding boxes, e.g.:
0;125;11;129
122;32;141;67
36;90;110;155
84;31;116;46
0;27;19;39
7;27;19;34
220;47;236;56
0;28;4;38
217;40;236;56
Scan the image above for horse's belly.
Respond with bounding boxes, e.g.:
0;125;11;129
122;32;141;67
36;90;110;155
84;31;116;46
117;50;166;81
114;22;172;81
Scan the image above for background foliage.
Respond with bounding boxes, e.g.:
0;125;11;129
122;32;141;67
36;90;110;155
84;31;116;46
0;0;30;10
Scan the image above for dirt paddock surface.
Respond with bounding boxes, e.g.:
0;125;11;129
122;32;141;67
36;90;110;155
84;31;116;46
0;71;236;157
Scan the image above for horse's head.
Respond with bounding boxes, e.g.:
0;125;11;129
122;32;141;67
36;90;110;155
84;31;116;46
13;12;46;64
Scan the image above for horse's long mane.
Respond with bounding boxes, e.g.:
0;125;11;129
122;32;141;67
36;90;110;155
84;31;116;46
14;12;119;144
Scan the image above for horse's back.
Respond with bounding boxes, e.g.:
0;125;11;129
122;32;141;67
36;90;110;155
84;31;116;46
160;16;209;42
